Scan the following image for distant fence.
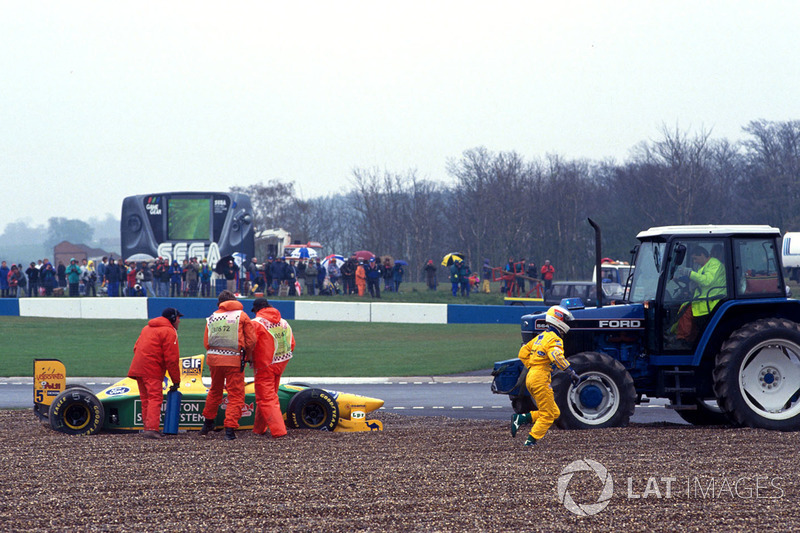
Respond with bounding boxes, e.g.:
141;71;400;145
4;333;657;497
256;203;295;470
0;297;546;325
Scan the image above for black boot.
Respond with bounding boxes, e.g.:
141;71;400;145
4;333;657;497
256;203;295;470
224;428;236;440
199;419;214;437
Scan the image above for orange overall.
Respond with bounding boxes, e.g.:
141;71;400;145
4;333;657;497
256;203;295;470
356;264;367;296
252;307;295;437
127;317;181;431
202;300;256;429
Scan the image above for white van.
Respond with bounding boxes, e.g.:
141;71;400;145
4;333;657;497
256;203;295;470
782;232;800;268
591;261;633;286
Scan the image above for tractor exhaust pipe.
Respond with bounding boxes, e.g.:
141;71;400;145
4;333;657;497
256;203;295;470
588;218;603;308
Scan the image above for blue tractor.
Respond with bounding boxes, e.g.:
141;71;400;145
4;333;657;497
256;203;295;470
492;222;800;431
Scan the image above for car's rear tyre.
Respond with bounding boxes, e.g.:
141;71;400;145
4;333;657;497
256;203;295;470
49;388;104;435
713;318;800;431
673;398;730;426
553;352;636;429
286;388;339;431
34;384;94;423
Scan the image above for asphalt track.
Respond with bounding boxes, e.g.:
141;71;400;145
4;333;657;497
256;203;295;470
1;375;688;424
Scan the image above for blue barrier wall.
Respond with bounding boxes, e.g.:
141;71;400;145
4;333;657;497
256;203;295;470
447;304;547;324
0;299;20;317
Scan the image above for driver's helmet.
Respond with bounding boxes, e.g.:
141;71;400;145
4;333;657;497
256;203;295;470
545;305;574;335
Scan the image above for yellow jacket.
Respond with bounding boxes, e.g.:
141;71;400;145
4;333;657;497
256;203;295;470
518;329;571;372
689;257;726;316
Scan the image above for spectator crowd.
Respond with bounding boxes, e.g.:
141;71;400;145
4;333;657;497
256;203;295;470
0;253;554;299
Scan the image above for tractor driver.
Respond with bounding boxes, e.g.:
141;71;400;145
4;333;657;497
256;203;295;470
511;305;581;447
673;245;727;342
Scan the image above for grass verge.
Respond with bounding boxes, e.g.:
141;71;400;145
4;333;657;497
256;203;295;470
2;317;519;377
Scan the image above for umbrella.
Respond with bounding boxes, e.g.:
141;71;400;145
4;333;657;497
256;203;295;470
321;254;345;269
126;253;155;262
353;250;375;262
394;260;408;266
214;255;237;274
290;247;318;259
442;253;466;266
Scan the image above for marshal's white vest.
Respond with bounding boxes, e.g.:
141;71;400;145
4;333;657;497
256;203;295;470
206;310;243;357
253;316;293;364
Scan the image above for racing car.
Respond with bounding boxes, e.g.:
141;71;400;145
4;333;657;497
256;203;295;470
33;355;384;436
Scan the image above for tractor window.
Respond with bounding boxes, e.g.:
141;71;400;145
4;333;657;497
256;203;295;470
662;240;729;309
629;241;665;303
734;238;782;296
661;239;729;351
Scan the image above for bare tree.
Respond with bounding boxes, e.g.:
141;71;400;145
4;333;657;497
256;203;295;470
349;168;449;280
629;124;717;225
741;119;800;230
230;179;296;233
446;147;533;271
534;155;600;279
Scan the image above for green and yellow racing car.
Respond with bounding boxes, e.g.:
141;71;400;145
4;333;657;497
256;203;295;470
33;355;384;436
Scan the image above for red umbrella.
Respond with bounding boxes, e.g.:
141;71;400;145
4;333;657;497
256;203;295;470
353;250;375;262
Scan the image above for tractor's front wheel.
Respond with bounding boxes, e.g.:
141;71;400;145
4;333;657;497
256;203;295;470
511;395;535;414
553;352;636;429
713;318;800;431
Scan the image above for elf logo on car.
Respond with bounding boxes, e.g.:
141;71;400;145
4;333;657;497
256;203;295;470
598;320;642;328
182;358;202;370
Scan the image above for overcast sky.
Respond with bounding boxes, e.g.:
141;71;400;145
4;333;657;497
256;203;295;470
1;1;798;233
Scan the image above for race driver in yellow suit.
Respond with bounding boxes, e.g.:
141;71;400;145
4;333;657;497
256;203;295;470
511;305;580;446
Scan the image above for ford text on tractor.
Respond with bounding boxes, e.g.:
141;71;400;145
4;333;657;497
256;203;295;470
492;222;800;431
34;354;384;435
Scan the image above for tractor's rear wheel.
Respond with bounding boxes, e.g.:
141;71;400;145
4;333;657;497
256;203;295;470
553;352;636;429
713;318;800;431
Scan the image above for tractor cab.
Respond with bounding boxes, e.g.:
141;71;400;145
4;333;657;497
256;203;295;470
629;225;786;354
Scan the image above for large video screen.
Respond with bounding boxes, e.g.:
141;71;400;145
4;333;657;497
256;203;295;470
167;198;211;241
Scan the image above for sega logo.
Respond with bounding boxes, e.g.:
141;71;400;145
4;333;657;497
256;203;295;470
599;320;642;328
105;386;130;396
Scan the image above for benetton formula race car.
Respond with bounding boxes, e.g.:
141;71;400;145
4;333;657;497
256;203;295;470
33;354;384;436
